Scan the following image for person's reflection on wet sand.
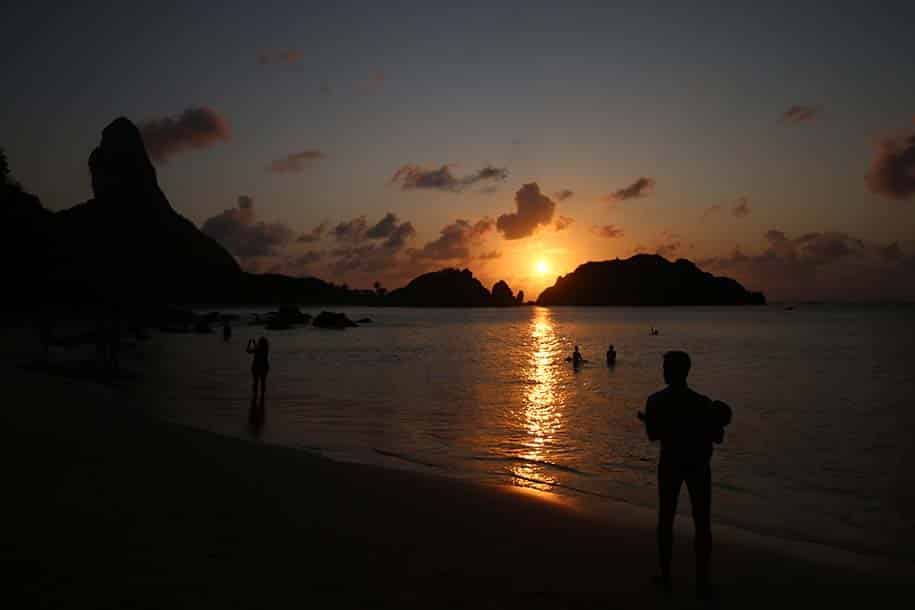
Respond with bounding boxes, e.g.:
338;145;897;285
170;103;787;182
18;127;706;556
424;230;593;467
248;399;265;436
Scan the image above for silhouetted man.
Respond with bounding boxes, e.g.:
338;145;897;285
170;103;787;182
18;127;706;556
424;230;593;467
639;351;727;598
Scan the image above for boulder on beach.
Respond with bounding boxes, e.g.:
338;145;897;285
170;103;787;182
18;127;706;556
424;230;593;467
313;311;358;329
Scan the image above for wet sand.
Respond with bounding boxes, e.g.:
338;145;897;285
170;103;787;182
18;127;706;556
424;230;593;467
2;359;911;609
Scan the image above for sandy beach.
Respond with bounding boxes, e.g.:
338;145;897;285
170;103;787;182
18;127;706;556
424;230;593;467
2;351;912;610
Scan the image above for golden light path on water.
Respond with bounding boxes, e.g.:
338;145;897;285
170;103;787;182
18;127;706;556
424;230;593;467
510;307;565;491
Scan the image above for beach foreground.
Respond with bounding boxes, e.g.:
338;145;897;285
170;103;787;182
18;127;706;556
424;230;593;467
2;363;911;609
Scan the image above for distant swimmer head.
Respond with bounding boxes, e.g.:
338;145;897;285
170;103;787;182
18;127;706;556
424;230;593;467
663;350;691;386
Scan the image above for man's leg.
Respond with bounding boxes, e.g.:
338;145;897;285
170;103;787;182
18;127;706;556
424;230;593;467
657;461;682;586
685;462;712;593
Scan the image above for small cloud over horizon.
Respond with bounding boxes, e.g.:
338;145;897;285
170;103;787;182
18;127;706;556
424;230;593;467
391;164;508;192
780;105;822;124
604;177;655;202
268;150;325;173
591;224;624;238
139;106;230;162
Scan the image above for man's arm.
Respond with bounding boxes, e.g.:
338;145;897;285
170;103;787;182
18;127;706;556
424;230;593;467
642;396;661;441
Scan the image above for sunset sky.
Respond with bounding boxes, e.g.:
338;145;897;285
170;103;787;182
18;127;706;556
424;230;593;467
2;1;914;301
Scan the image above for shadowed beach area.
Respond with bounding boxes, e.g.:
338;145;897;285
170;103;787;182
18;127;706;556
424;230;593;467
2;357;912;609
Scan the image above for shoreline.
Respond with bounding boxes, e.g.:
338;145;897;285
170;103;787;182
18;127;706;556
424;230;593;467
3;359;913;608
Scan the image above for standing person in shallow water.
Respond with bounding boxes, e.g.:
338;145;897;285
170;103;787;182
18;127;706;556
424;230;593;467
572;345;584;367
246;337;270;406
638;350;729;599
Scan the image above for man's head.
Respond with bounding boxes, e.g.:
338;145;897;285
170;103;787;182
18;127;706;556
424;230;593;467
663;351;691;386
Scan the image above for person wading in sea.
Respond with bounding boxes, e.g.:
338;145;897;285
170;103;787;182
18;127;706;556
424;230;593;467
246;336;270;407
638;350;730;599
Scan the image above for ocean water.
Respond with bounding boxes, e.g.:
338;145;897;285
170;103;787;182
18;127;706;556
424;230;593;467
131;305;915;560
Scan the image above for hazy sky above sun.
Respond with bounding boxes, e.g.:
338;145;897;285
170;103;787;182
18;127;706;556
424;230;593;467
2;1;915;300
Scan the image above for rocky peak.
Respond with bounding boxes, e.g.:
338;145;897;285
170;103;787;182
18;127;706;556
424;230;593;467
89;117;165;207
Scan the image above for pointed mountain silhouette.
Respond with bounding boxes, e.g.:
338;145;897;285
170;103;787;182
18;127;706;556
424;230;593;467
1;117;241;307
536;255;765;305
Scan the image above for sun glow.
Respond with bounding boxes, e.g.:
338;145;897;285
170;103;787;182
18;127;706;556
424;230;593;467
535;260;549;274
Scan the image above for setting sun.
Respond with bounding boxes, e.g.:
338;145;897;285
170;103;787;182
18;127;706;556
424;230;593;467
535;260;549;274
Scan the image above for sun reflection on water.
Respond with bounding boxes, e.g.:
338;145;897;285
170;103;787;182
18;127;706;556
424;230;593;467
510;307;564;491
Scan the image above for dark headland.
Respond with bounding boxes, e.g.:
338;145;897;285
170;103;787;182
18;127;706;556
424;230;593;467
537;256;766;306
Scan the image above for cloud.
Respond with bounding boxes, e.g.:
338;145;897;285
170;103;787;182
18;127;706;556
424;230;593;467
381;220;416;249
554;189;574;201
257;50;303;65
201;196;294;260
332;216;368;242
655;241;681;258
496;183;557;239
604;177;655;202
479;250;502;260
732;197;751;218
268;150;325;173
410;218;494;261
697;230;915;300
391;164;508;192
702;197;751;219
365;212;399;239
701;204;723;219
295;250;323;264
865;128;915;200
138;106;231;162
297;221;328;243
591;224;624;238
780;105;822;124
554;215;574;232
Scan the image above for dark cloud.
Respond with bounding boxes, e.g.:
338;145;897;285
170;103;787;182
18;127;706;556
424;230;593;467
697;230;915;300
732;197;751;218
391;164;508;192
554;215;574;231
554;189;574;201
591;224;624;239
201;196;294;260
780;105;822;124
365;213;399;239
382;220;416;249
496;183;557;239
321;213;416;274
865;129;915;200
268;150;325;173
257;50;303;65
332;216;368;242
331;213;415;250
410;218;494;261
297;221;328;243
139;106;231;162
605;177;655;202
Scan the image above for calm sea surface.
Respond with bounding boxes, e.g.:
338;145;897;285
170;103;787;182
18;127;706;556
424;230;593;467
130;305;915;560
